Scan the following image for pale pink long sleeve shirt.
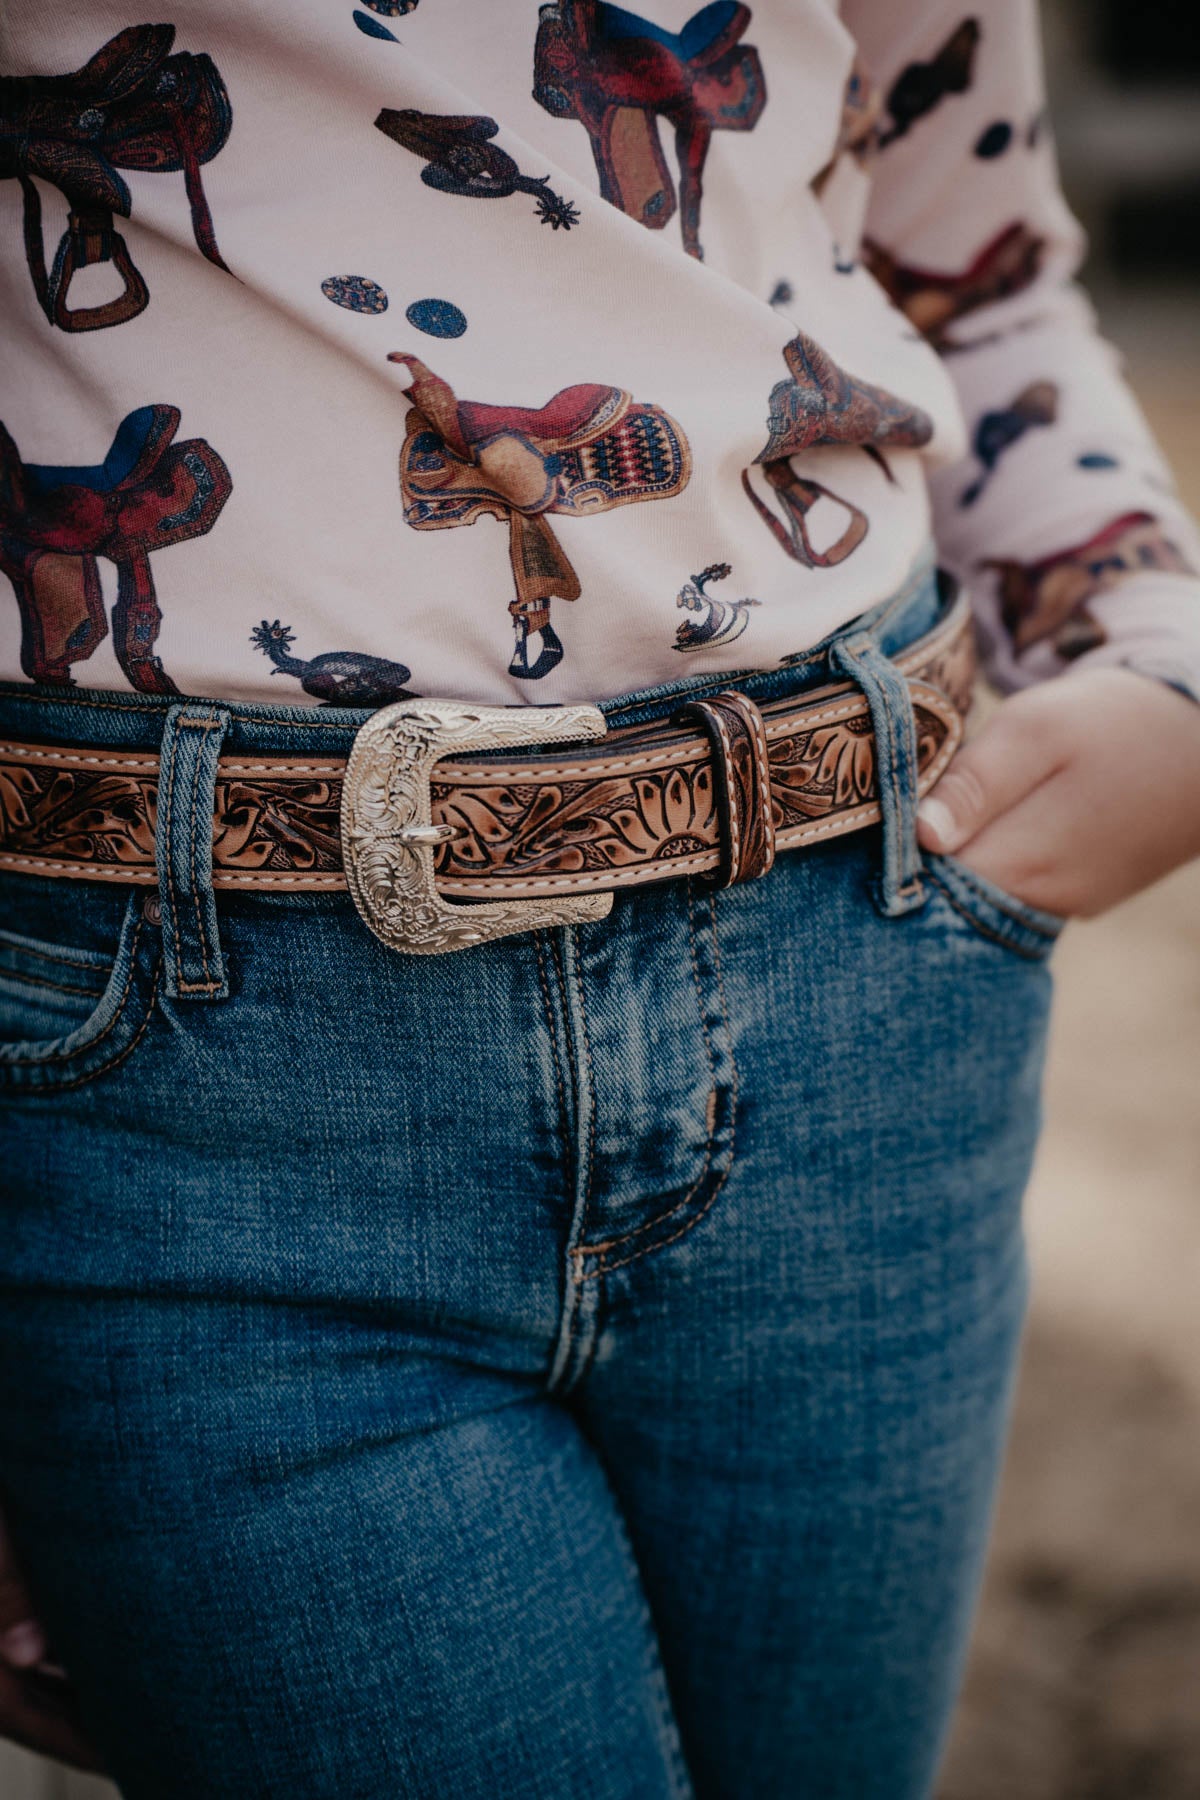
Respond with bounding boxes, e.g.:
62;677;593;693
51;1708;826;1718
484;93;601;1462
2;0;1197;708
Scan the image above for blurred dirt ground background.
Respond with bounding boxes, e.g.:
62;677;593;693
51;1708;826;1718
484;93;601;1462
937;286;1200;1800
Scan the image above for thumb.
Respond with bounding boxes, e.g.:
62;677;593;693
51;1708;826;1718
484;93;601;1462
916;693;1065;855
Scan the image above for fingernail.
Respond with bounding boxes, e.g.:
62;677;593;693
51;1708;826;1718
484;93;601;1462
2;1620;48;1668
916;796;957;849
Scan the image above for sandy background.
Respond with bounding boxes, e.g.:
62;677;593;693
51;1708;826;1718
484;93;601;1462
936;284;1200;1800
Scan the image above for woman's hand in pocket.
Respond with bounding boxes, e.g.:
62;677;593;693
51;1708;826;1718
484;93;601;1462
0;1507;106;1772
916;667;1200;918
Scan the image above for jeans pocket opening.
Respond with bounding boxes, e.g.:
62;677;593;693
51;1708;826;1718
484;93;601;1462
923;852;1066;963
0;891;161;1094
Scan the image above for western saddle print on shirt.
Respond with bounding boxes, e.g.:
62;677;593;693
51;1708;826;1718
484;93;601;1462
0;405;232;693
392;353;691;679
985;511;1197;666
532;0;766;259
0;24;232;333
864;223;1045;354
743;333;935;568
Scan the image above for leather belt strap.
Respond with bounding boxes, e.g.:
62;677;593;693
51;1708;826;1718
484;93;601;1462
0;592;975;897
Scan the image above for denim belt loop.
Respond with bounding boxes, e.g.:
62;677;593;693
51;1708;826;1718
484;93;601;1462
829;629;926;918
155;703;232;1000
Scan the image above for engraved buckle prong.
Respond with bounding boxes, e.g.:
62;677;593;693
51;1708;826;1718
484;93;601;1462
341;699;612;956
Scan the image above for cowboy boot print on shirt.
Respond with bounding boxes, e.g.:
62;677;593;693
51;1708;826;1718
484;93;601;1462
0;406;232;693
389;352;691;679
375;109;581;230
0;24;232;332
985;511;1196;666
532;0;766;259
743;331;934;568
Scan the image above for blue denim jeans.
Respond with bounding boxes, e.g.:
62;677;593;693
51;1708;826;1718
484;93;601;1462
0;564;1062;1799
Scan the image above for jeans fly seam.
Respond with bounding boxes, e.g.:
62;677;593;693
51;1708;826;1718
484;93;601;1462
547;927;603;1395
569;930;599;1260
534;931;570;1164
578;879;723;1273
592;887;738;1276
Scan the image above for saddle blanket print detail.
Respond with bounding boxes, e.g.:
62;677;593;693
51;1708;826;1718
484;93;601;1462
0;406;232;694
985;511;1198;666
743;333;934;569
674;563;760;651
391;352;691;680
375;110;581;230
532;0;766;259
0;24;232;333
251;620;417;705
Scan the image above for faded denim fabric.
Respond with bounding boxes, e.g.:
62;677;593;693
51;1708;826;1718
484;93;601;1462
0;566;1062;1800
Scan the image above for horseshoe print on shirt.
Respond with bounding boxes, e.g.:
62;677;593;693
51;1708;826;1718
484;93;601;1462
0;24;233;332
532;0;766;260
390;353;691;679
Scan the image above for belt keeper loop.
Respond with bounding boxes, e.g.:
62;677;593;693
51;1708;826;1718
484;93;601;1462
155;703;232;1000
829;629;926;917
676;690;776;889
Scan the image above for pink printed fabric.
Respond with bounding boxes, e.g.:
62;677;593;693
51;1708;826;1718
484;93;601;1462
2;0;1198;708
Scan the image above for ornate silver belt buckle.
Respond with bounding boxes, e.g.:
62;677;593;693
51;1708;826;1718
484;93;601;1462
341;699;613;955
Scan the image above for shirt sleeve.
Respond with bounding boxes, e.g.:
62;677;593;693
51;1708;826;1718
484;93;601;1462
843;0;1200;702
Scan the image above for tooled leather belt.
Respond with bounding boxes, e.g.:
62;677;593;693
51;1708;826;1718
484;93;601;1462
0;592;974;955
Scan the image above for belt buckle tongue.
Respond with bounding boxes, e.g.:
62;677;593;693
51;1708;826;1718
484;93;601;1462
341;699;612;955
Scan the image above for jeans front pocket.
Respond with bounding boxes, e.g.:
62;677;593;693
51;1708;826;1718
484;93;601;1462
923;852;1066;963
0;889;161;1096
